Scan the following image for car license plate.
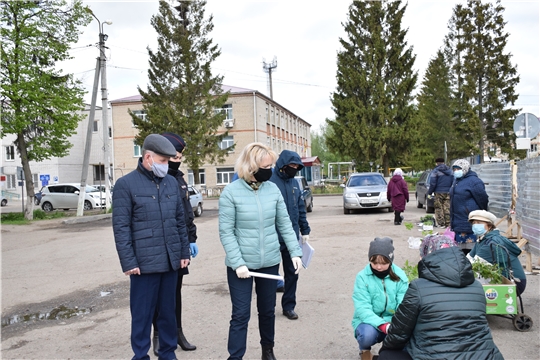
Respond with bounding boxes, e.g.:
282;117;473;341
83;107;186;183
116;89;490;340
361;199;378;204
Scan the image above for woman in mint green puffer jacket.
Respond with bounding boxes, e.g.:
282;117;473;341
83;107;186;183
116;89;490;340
218;142;302;360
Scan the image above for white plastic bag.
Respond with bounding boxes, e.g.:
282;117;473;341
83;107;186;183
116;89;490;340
408;237;422;249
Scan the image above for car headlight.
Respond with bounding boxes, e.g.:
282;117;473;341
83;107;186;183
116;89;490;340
381;191;387;199
345;193;356;198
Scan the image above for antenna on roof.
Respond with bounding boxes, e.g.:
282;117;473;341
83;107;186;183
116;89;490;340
262;57;277;99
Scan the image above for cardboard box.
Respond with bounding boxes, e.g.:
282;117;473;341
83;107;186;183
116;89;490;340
483;277;518;315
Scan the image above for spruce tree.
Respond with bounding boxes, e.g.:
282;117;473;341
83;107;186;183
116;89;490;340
410;49;456;169
131;0;229;183
445;0;520;161
327;0;417;176
1;0;91;220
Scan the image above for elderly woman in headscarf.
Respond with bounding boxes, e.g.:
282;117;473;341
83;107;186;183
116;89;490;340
449;159;489;251
387;168;409;225
378;235;503;360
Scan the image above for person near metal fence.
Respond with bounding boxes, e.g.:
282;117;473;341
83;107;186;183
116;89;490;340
468;210;527;295
427;158;453;228
449;159;489;252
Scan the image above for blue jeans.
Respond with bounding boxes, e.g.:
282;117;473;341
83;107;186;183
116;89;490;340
355;323;386;351
226;265;279;360
280;248;299;312
130;271;178;360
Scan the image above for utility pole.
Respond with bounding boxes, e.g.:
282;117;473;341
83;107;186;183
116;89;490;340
77;9;112;216
263;57;277;99
99;21;112;211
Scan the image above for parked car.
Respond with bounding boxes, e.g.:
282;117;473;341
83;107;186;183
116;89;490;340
415;170;435;213
40;183;105;212
92;184;114;195
294;176;313;212
1;195;7;206
341;172;392;214
188;186;203;217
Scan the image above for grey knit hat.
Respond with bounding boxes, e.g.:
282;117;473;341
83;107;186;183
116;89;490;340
368;237;395;262
452;159;471;175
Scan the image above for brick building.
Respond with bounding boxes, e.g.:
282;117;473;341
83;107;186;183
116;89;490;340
110;85;312;190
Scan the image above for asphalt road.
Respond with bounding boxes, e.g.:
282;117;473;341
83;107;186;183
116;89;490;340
1;195;539;359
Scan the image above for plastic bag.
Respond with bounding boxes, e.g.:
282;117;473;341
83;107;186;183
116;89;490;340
443;227;455;240
408;237;422;249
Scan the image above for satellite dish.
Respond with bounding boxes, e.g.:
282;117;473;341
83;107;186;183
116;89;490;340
513;113;540;139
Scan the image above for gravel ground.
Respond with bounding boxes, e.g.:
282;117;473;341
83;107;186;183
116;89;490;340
1;196;539;359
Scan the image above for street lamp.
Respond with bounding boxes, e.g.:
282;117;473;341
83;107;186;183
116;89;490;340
77;10;112;216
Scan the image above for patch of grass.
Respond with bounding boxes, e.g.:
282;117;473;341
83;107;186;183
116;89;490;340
0;209;67;224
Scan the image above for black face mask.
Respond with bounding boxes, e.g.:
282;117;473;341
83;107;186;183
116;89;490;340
283;166;298;179
254;168;272;182
370;265;391;279
168;161;181;171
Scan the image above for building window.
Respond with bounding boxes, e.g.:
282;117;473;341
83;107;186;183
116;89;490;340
266;106;269;123
219;136;234;151
5;145;15;161
132;110;147;127
94;164;105;182
134;142;141;157
33;173;39;188
217;167;235;185
188;169;206;185
216;104;233;120
93;120;99;132
6;174;16;189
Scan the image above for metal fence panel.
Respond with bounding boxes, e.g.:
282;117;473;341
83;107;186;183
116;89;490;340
516;157;540;255
471;162;513;219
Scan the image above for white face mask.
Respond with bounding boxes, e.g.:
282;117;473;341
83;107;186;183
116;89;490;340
150;156;169;178
453;170;463;178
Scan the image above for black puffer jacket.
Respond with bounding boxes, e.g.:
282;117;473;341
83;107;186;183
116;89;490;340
382;247;503;360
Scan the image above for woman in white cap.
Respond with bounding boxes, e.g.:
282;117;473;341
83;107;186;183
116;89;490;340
378;235;503;360
468;210;527;295
352;237;409;360
449;159;489;252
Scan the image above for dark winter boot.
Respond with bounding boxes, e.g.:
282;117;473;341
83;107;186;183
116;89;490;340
177;329;196;351
262;345;277;360
152;331;159;356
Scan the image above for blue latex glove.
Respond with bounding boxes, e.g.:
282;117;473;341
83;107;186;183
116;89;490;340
190;243;199;258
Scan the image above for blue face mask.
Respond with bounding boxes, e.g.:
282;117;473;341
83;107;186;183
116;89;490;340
472;224;487;236
150;156;169;178
453;170;463;178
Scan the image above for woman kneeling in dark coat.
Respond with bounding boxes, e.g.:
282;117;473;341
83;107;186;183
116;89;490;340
378;235;503;360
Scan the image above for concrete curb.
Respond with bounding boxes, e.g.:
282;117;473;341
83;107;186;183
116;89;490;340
62;213;111;225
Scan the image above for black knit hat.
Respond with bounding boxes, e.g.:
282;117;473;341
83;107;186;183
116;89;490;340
368;237;395;262
162;132;186;153
435;157;445;163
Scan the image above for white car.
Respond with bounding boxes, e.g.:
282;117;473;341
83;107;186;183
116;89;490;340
188;186;203;217
1;195;7;206
40;183;105;212
341;173;393;214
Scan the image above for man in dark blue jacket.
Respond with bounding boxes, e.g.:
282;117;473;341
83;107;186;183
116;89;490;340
269;150;311;320
428;158;453;228
113;134;190;360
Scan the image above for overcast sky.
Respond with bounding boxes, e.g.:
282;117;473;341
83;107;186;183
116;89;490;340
61;0;540;132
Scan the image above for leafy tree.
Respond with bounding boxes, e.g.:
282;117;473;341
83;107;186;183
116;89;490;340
445;0;521;161
1;0;91;220
409;50;456;170
311;122;348;176
327;0;417;176
131;0;229;183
